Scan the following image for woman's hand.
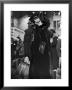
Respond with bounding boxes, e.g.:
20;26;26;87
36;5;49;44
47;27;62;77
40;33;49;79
50;38;53;43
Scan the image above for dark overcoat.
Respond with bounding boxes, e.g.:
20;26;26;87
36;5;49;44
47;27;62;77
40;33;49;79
29;25;51;79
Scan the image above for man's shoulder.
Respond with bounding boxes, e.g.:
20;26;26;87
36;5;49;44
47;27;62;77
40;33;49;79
25;29;33;34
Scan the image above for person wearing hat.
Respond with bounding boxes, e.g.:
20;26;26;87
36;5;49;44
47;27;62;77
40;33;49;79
29;14;52;79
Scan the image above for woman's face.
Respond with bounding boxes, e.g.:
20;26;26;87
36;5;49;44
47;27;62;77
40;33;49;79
34;18;42;26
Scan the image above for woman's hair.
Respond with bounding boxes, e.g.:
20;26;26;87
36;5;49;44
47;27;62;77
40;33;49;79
29;12;50;28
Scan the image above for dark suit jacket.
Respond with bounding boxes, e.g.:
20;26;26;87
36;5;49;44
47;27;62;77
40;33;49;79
24;28;33;58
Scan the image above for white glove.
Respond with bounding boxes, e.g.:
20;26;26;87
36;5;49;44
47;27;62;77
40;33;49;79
24;57;30;64
50;38;53;43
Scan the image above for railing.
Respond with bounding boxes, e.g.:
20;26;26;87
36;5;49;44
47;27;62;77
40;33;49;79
11;27;25;41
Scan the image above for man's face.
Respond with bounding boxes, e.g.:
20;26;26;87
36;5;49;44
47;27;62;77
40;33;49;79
34;18;42;26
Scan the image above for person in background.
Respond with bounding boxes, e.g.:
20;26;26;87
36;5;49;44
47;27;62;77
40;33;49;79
23;20;34;59
49;29;59;79
56;30;61;79
17;57;30;79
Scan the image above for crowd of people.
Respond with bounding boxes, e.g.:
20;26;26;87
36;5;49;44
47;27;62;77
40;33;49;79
11;11;61;79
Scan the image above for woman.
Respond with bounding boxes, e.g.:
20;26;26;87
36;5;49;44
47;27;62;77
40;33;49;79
29;16;51;79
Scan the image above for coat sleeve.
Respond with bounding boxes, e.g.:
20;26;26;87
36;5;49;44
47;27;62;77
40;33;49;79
24;29;33;57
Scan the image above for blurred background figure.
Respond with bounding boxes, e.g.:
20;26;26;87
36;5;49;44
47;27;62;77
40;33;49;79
17;57;30;79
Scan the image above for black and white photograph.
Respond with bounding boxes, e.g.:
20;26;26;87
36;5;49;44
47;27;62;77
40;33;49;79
4;4;69;86
11;11;61;79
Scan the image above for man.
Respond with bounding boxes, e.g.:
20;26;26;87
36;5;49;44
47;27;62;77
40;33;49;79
23;21;33;59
